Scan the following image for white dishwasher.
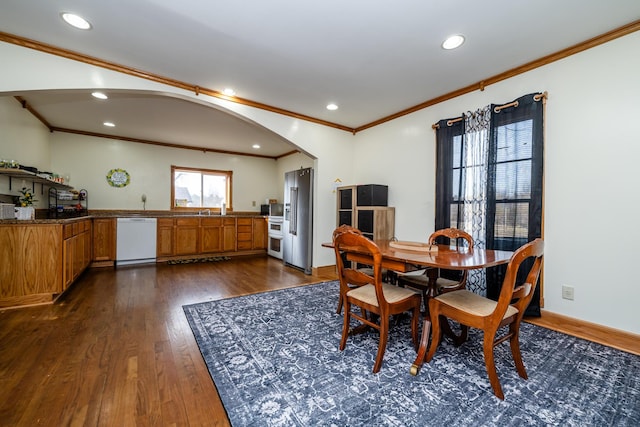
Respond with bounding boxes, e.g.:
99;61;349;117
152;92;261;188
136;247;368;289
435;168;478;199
116;217;157;266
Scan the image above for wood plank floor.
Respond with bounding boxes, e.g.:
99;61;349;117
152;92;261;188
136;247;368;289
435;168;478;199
0;256;336;427
2;256;637;426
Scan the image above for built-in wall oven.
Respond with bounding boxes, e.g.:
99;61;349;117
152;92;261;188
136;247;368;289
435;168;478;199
267;216;284;259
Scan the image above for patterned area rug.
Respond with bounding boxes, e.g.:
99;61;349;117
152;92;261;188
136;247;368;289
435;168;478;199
167;256;231;265
183;281;640;426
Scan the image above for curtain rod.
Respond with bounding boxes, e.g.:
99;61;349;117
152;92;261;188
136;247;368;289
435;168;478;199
432;91;547;129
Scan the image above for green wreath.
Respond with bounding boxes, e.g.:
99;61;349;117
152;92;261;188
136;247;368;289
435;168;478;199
106;168;130;187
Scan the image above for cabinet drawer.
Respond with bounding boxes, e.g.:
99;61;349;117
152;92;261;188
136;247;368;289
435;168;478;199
201;217;222;226
237;225;252;234
237;232;252;241
237;240;252;250
237;218;252;226
176;218;199;226
157;218;174;227
223;218;236;226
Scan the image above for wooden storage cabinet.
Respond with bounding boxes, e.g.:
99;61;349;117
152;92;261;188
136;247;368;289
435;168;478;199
237;218;253;250
336;185;395;240
356;207;395;240
201;217;224;253
174;217;200;255
252;217;267;249
223;218;237;251
157;218;174;257
92;218;116;264
63;219;92;290
0;224;62;307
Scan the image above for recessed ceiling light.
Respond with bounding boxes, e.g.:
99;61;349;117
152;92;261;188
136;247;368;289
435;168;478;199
61;12;92;30
252;144;261;149
92;92;108;100
223;88;236;96
326;103;338;111
103;122;115;127
442;34;465;50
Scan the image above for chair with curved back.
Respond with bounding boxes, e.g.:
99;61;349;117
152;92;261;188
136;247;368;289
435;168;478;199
333;224;390;314
397;228;474;311
333;230;422;373
425;238;544;399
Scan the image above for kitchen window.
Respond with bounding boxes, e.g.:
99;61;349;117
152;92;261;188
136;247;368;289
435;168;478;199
171;165;232;211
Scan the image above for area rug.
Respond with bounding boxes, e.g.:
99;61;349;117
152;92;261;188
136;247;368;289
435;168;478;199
167;256;231;265
183;281;640;426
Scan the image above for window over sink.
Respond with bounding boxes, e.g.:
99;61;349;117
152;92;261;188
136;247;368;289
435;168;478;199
171;165;232;212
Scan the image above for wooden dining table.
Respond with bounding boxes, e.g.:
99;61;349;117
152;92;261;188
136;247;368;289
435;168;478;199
322;239;514;374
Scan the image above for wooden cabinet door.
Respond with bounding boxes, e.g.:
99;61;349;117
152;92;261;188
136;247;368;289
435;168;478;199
63;235;74;289
157;218;174;257
175;218;199;255
252;217;267;249
201;217;223;253
92;218;115;261
223;218;236;251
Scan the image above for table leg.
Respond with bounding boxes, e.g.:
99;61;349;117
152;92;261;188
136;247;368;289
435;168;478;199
410;268;438;375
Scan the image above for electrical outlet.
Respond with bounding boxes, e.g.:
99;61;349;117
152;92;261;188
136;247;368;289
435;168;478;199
252;200;256;206
562;285;574;300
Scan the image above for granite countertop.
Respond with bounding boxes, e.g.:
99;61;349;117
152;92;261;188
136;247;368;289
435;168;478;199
0;209;267;224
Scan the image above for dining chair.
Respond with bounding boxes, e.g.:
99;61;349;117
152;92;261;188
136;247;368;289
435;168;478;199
333;224;390;314
397;228;474;311
333;230;422;373
425;238;544;399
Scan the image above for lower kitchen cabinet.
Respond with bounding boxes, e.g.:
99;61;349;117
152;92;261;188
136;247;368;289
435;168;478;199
175;218;200;255
0;218;91;309
155;216;265;260
92;217;116;266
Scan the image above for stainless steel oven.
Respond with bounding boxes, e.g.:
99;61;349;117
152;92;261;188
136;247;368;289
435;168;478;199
267;216;284;259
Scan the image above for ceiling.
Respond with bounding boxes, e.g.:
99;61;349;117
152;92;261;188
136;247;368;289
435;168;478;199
1;1;639;158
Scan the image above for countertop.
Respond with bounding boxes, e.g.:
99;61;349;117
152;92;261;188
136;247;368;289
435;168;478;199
0;209;268;224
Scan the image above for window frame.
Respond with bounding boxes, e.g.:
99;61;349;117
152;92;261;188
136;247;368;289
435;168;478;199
171;165;233;213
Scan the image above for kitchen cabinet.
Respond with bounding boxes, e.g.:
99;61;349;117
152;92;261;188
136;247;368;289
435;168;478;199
174;217;200;255
0;218;91;309
201;217;224;253
63;219;92;289
237;218;253;250
157;218;174;257
252;217;267;249
223;217;237;251
92;218;116;266
155;216;266;261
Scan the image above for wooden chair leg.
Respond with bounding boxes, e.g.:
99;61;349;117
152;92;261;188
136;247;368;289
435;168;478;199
483;334;504;400
336;294;343;314
339;301;351;351
373;318;389;373
509;324;528;379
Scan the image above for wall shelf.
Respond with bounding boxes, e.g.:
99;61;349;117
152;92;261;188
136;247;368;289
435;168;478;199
0;168;72;191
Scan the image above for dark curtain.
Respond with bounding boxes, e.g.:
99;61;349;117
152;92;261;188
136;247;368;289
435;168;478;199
485;93;544;316
435;118;464;231
434;93;544;317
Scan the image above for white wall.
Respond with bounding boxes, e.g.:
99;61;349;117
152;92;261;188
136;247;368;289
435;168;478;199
0;97;51;207
1;31;639;335
354;31;640;334
49;132;282;212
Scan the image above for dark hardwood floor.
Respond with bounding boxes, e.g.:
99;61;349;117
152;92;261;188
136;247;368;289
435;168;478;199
0;256;336;426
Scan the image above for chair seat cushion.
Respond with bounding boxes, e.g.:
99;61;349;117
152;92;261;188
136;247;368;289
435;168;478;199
399;273;458;289
347;283;420;306
434;289;519;318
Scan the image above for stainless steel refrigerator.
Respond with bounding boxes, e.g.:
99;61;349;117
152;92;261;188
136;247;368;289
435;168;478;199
283;167;313;274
